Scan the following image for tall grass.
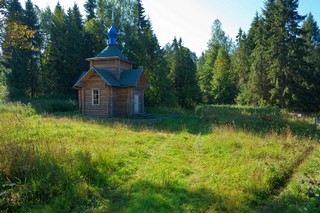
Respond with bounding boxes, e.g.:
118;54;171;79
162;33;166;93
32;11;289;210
0;103;319;212
195;105;319;138
30;98;77;113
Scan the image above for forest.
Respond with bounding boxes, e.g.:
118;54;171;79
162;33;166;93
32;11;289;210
0;0;320;112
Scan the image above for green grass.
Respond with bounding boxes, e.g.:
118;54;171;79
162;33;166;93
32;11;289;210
0;103;320;212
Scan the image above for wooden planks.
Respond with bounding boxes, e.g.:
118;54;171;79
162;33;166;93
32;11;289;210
84;88;108;115
113;88;131;115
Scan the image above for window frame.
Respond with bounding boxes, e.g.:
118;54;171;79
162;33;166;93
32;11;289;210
92;88;100;105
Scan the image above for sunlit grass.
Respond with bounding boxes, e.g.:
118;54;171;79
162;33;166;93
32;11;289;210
0;103;319;212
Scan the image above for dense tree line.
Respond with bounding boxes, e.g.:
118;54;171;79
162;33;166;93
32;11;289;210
0;0;319;112
199;0;320;112
232;0;320;112
0;0;182;106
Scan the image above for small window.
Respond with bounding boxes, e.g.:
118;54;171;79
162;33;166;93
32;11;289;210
92;89;100;105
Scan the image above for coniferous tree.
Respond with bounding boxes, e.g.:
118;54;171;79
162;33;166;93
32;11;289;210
23;0;41;98
3;0;37;98
124;0;176;106
41;3;68;94
65;4;86;94
299;14;320;111
139;22;176;106
238;14;270;105
84;0;96;20
231;28;250;104
84;0;106;58
166;38;200;108
197;19;233;104
136;0;148;34
264;0;305;108
83;0;101;58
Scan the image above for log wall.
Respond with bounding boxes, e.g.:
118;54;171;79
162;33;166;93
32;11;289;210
113;87;132;116
78;60;146;116
82;72;108;115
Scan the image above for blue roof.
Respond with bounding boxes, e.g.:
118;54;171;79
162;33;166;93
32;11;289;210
73;72;87;88
73;67;144;88
95;45;128;60
94;67;120;86
120;69;143;87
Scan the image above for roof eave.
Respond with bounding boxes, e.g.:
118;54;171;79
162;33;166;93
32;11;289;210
86;56;134;64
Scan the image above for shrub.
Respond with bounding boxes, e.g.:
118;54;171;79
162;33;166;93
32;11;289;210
0;102;35;117
30;98;77;113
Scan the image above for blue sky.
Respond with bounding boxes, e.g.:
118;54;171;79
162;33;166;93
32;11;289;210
25;0;320;56
142;0;320;56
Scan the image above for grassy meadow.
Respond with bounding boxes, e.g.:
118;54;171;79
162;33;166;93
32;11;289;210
0;102;320;212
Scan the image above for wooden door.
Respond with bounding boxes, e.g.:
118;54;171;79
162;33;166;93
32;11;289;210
134;95;139;114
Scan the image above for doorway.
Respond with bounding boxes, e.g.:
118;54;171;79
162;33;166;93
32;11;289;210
134;95;139;114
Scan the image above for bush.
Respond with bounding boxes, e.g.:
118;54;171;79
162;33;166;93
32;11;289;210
30;98;77;113
0;69;8;102
0;102;35;117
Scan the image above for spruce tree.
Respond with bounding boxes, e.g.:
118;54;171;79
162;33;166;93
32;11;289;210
241;14;270;106
41;3;68;94
263;0;305;109
231;28;250;104
299;14;320;111
65;4;86;94
125;0;176;106
84;0;96;20
167;38;200;108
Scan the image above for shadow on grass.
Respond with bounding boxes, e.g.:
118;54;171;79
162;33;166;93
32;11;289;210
0;143;117;212
48;105;320;139
0;143;227;212
110;180;227;212
135;105;320;139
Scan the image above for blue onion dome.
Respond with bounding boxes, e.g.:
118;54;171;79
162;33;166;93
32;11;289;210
108;24;118;45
